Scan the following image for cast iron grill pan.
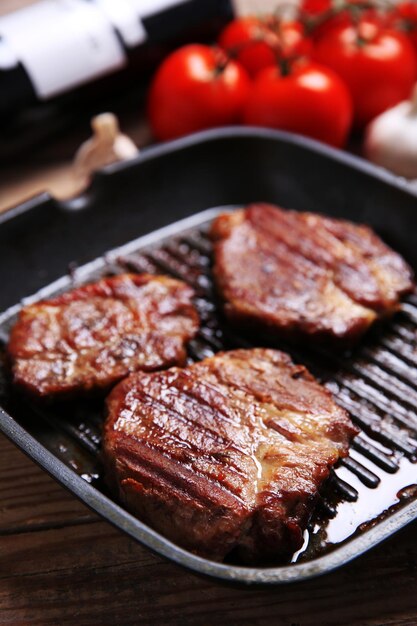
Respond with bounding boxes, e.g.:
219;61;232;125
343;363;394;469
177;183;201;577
0;206;416;583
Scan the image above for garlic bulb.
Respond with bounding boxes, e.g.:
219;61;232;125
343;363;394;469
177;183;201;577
365;85;417;180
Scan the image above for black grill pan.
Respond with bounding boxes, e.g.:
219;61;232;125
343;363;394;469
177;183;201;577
1;128;417;586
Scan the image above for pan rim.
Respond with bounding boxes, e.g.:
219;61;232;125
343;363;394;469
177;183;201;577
1;126;415;221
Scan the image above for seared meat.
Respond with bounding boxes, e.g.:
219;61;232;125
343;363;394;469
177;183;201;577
8;273;199;398
103;348;357;563
211;204;414;344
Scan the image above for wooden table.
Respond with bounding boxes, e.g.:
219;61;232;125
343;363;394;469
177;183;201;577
2;3;417;625
2;432;417;626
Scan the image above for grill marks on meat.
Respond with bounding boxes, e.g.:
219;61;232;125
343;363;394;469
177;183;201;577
211;204;414;344
103;348;357;562
7;274;199;398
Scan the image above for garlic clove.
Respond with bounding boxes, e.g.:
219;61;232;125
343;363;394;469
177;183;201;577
73;113;139;193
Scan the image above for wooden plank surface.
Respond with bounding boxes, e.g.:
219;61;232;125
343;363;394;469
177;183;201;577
1;430;417;625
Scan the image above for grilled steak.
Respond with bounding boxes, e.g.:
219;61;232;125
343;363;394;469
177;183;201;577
211;204;414;344
103;348;357;563
8;273;199;398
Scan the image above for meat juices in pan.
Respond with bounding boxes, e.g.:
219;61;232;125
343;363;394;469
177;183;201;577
210;204;414;344
7;274;199;398
103;348;357;563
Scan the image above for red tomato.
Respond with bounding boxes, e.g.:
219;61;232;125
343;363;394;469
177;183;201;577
389;2;417;52
314;20;417;127
301;0;332;17
148;45;250;141
301;0;385;40
243;61;353;148
301;0;373;17
218;16;312;78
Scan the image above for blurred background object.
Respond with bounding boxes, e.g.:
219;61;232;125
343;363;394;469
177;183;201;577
0;0;413;211
0;0;236;209
0;0;235;161
0;0;299;163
